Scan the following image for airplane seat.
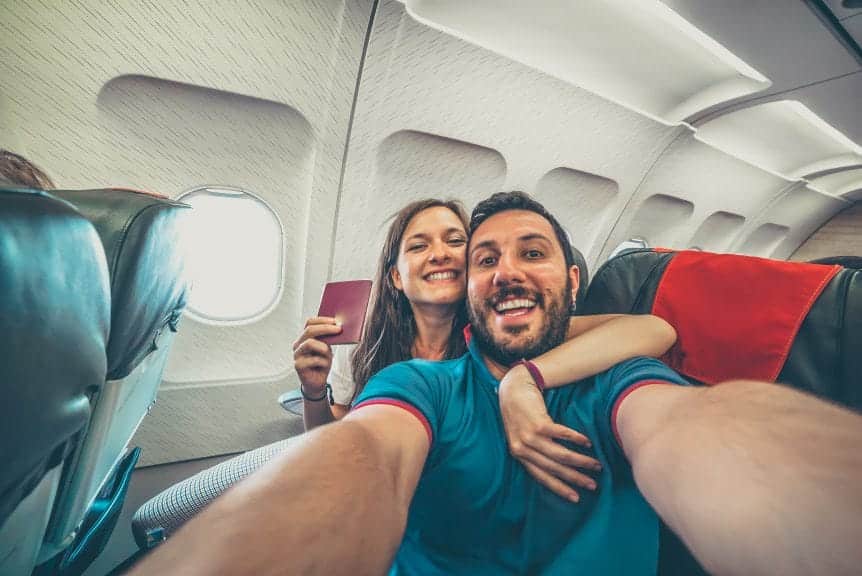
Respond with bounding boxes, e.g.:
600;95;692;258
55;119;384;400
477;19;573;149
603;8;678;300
0;188;110;576
581;247;861;575
808;255;862;268
570;243;589;306
35;188;191;574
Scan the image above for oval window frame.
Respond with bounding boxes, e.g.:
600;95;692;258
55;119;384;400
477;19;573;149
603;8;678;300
176;185;285;326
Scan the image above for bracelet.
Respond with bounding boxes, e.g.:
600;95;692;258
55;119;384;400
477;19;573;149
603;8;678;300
514;359;546;392
300;383;331;402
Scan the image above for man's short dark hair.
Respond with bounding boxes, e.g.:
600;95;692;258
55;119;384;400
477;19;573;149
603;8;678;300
0;149;55;190
469;191;575;269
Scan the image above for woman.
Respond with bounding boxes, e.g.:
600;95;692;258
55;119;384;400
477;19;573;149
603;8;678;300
293;198;676;499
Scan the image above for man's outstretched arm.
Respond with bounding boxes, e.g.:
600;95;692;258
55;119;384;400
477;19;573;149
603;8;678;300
129;404;430;576
616;381;862;576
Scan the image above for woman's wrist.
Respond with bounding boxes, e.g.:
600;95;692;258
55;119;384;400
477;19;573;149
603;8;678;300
513;359;546;392
301;383;332;403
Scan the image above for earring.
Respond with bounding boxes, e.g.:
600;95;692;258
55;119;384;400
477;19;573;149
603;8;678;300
569;300;577;315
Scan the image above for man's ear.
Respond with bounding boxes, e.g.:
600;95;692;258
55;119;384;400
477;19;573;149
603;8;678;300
568;265;580;303
391;266;403;291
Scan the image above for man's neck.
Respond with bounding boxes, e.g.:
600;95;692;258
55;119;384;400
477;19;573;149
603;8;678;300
481;354;510;380
411;303;458;360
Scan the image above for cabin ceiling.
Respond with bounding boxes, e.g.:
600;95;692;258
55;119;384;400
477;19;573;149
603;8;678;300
1;0;860;461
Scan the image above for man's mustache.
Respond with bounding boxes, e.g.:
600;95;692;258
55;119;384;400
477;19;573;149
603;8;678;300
486;286;545;309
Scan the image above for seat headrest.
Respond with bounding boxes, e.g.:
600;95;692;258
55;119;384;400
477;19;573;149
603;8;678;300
570;244;589;306
583;248;860;410
0;188;110;524
51;188;191;379
809;256;862;268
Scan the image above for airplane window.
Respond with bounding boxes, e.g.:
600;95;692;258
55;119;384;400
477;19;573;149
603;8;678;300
178;186;283;323
608;237;649;261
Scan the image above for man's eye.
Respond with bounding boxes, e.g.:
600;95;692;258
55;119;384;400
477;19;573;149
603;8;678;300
478;256;497;266
525;249;543;259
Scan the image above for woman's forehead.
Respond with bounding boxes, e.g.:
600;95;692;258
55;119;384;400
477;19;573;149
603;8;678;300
404;206;466;238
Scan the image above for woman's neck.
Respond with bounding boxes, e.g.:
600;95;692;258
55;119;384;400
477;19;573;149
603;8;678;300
410;303;458;361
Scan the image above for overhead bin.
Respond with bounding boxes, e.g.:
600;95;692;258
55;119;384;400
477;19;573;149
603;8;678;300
397;0;770;123
695;100;862;179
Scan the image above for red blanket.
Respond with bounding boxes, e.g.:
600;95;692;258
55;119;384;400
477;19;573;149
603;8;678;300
653;251;840;384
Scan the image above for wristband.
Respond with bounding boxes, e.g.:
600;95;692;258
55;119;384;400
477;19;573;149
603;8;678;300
514;359;546;392
301;383;331;402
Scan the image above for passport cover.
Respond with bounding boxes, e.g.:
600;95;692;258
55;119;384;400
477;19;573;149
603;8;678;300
317;280;373;344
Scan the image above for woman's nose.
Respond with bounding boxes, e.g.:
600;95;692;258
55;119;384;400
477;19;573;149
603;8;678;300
428;243;451;263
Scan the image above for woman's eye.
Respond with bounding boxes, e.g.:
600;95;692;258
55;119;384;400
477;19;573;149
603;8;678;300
407;244;426;252
448;237;466;246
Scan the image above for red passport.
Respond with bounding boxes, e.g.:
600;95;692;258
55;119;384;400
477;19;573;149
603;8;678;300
317;280;373;345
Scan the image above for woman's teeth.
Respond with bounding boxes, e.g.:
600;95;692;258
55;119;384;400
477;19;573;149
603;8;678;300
427;271;456;281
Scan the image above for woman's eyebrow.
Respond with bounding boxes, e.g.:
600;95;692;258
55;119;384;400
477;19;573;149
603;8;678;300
403;232;429;242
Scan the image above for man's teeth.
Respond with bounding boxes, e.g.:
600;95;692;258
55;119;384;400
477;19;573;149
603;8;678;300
427;271;456;281
494;299;536;312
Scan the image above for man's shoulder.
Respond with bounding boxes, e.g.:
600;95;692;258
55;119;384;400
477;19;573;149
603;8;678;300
598;356;689;388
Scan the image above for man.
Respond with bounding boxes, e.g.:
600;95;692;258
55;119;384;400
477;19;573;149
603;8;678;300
133;192;862;575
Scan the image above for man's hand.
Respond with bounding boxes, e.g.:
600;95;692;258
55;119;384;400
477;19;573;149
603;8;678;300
292;316;342;394
499;365;601;502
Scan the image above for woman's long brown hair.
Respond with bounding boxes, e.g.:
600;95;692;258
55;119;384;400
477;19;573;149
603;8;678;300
350;199;470;400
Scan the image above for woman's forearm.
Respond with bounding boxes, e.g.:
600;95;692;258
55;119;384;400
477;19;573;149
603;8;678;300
303;397;337;430
534;314;676;389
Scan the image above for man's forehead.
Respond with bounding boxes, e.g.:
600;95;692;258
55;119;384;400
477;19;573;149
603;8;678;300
470;209;557;248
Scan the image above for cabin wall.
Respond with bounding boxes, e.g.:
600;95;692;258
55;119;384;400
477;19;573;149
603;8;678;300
790;202;862;261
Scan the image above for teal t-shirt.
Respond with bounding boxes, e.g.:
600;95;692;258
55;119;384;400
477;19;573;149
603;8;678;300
354;340;688;575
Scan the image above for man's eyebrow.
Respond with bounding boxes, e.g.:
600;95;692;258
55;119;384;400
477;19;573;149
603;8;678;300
469;239;498;254
519;233;553;244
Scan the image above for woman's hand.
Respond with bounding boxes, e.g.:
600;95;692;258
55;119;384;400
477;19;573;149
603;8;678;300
292;316;343;395
499;365;601;502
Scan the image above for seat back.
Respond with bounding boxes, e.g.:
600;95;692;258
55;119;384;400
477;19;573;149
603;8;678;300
582;248;860;409
40;188;191;563
582;248;862;576
0;188;110;575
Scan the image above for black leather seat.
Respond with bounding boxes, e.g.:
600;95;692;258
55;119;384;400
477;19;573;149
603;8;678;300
581;247;862;576
0;188;110;575
36;188;191;573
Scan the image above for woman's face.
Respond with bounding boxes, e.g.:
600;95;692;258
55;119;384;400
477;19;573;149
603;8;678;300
391;206;468;308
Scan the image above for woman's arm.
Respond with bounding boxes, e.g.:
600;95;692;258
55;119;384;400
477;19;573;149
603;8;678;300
536;313;676;389
293;317;350;430
498;313;676;501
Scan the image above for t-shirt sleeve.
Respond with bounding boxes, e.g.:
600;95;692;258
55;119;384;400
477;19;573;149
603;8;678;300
352;361;444;446
596;357;690;460
326;343;357;406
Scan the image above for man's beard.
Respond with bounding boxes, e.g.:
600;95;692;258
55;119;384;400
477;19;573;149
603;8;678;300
467;279;571;367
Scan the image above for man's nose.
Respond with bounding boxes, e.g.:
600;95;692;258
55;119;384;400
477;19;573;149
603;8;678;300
493;254;525;286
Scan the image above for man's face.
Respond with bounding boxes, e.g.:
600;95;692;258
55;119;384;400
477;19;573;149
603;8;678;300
467;209;579;367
